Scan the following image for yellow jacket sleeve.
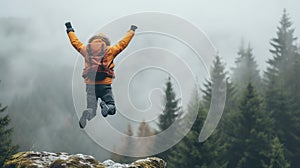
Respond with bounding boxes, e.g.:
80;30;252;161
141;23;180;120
110;30;135;57
67;31;85;53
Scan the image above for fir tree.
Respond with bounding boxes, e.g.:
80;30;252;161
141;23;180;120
168;56;231;167
157;77;180;131
264;9;300;167
167;103;226;168
268;9;298;82
0;103;18;167
202;55;228;109
226;84;273;168
202;55;238;124
155;77;181;161
112;124;134;163
201;55;237;164
137;121;153;137
135;121;154;157
232;42;261;94
265;137;290;168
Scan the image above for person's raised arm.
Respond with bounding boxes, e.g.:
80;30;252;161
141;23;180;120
111;25;137;57
65;22;85;53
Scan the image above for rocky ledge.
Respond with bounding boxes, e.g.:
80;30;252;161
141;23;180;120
3;151;166;168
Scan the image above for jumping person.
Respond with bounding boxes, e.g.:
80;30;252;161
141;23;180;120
65;22;137;128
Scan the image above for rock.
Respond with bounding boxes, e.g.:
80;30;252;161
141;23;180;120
3;151;166;168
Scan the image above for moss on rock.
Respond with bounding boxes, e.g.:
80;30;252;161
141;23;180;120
4;151;166;168
132;157;166;168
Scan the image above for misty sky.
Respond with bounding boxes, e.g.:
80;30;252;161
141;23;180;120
1;0;300;71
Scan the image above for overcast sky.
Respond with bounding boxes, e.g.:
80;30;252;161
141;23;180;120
1;0;300;71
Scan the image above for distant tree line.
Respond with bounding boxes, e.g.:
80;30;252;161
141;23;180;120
0;82;18;167
113;9;300;168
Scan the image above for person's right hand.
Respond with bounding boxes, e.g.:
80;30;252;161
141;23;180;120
130;25;138;31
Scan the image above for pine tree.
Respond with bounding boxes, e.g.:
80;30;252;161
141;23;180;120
135;121;154;157
167;103;226;168
264;9;300;167
201;55;237;164
265;137;290;168
167;56;231;167
157;77;180;131
202;55;238;125
202;55;228;109
0;103;18;167
137;120;153;137
268;9;298;83
155;77;181;161
226;84;273;167
112;124;134;163
232;42;261;94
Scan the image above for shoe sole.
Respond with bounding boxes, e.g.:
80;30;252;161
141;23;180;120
100;102;109;117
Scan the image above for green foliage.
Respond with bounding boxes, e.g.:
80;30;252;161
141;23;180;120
265;137;290;168
220;83;278;168
264;9;300;167
206;55;238;128
232;42;261;94
201;56;237;166
157;77;181;131
235;84;273;167
202;55;228;109
167;56;230;167
155;77;181;161
169;10;300;166
167;104;226;168
0;103;18;167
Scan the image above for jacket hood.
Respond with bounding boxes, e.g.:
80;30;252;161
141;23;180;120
88;33;111;46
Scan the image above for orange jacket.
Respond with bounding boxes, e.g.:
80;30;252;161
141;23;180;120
67;30;135;84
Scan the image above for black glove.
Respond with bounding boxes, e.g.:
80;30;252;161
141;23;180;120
130;25;138;31
65;22;74;33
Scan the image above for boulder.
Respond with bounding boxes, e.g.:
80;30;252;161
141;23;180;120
3;151;166;168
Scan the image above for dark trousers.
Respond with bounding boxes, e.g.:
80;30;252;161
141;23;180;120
86;84;115;111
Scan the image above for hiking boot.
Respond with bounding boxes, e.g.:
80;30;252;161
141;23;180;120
79;110;90;129
100;101;109;117
107;105;116;115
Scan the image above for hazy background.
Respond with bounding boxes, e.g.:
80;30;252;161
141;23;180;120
1;0;300;161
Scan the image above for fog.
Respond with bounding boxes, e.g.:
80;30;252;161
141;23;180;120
1;0;300;161
1;0;300;69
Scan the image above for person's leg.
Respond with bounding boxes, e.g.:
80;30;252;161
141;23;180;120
99;84;116;117
86;85;98;119
79;85;98;128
